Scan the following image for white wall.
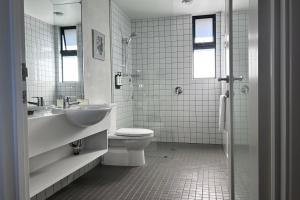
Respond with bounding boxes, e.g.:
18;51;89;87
82;0;112;104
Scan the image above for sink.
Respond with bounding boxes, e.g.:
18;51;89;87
64;104;111;127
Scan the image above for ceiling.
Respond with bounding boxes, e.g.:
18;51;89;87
53;3;81;26
113;0;249;19
24;0;81;25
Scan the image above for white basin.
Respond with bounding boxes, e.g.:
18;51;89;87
64;104;111;127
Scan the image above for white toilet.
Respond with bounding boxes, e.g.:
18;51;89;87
103;104;154;166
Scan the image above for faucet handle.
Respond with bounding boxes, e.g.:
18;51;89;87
32;97;44;106
40;97;44;106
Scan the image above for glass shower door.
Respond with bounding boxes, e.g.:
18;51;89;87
231;2;250;199
230;0;258;199
221;0;258;199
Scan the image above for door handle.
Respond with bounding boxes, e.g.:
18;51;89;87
218;75;243;83
233;76;243;81
218;75;230;83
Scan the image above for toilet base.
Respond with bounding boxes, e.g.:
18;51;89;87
102;148;146;166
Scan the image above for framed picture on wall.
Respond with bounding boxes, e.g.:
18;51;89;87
92;29;105;60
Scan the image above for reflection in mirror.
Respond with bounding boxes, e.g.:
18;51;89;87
24;0;83;107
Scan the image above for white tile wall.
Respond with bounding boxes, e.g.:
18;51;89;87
131;14;222;144
25;15;56;105
111;1;134;128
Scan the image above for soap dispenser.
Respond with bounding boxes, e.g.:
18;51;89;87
115;72;123;89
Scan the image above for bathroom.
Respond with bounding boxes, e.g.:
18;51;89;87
24;0;249;199
3;0;290;199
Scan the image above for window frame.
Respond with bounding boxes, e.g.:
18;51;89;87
60;26;78;82
192;14;216;79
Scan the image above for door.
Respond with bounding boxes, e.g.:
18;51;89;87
221;0;259;199
230;0;251;199
230;0;259;199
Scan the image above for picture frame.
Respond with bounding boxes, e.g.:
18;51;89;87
92;29;105;60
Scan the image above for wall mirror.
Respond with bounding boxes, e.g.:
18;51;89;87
24;0;84;107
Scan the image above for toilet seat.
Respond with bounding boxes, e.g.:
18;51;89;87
115;128;154;137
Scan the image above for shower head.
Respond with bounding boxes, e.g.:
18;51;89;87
130;32;137;38
182;0;193;4
123;32;137;44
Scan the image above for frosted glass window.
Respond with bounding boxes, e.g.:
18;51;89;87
62;56;79;82
193;49;215;78
195;18;214;43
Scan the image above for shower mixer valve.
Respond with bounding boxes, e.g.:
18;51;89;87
175;86;183;95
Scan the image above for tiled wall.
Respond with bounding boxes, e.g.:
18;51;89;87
232;11;249;145
54;25;84;99
131;14;222;144
25;15;56;105
111;1;134;128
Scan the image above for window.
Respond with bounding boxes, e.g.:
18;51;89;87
60;26;79;82
192;15;216;78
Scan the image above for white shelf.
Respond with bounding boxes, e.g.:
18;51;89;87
29;148;107;197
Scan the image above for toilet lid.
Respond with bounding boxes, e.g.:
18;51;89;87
115;128;154;137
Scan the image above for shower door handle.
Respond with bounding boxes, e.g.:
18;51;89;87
218;75;230;83
218;75;243;83
233;76;243;81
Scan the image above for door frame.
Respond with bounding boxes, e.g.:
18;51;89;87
250;0;300;199
0;0;29;199
279;0;300;199
248;0;280;199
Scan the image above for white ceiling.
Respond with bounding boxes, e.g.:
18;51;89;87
53;3;81;26
24;0;54;24
24;0;81;26
113;0;249;19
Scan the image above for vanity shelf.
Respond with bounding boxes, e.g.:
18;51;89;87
28;115;109;198
29;148;107;197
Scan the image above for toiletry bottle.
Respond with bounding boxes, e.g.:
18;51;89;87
56;96;64;108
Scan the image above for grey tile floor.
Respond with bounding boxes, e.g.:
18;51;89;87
49;143;229;200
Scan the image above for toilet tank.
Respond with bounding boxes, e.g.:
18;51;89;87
109;103;117;134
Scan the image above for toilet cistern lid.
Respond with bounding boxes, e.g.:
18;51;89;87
115;128;154;137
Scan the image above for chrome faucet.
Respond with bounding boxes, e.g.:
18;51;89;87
63;96;80;108
28;97;44;107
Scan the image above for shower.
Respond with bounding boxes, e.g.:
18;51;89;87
122;32;136;75
122;32;136;45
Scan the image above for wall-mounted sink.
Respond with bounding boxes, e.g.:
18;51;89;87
64;104;111;127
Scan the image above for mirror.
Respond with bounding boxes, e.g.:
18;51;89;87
24;0;83;106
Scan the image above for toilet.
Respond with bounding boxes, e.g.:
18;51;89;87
103;104;154;166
